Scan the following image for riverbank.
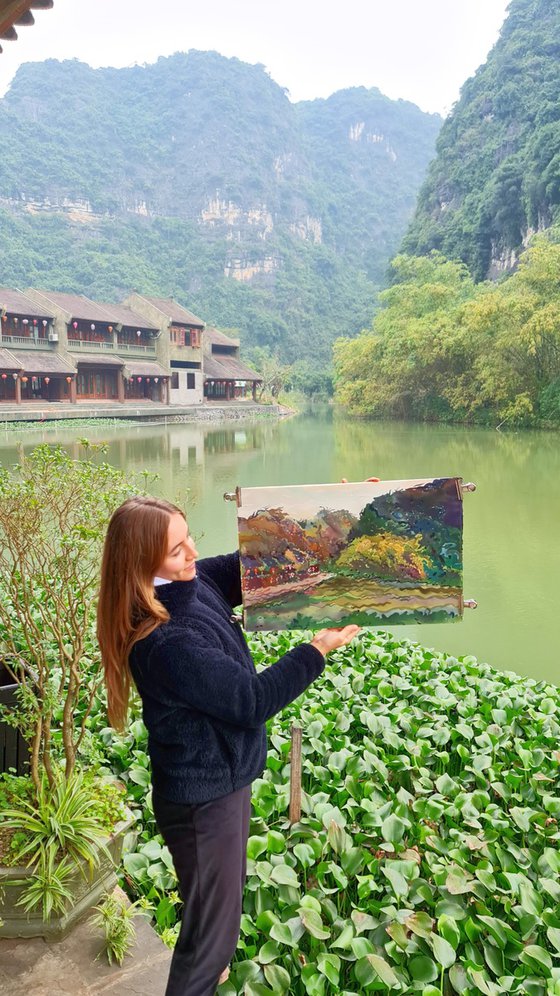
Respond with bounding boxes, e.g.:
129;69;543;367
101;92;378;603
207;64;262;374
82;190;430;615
0;400;284;427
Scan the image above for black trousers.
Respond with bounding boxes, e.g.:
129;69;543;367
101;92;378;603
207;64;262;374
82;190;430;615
152;784;251;996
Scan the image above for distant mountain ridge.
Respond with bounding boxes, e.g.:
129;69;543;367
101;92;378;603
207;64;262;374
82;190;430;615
0;52;441;363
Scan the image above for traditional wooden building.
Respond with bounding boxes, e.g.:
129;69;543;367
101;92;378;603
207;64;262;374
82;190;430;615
0;288;75;402
24;290;170;404
97;303;168;403
0;284;264;409
125;295;204;405
203;327;262;401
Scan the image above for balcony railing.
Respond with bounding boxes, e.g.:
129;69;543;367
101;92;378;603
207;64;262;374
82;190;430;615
67;338;157;356
116;342;157;355
68;338;114;350
0;335;51;350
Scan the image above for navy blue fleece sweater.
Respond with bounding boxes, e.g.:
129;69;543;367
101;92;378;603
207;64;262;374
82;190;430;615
129;552;325;804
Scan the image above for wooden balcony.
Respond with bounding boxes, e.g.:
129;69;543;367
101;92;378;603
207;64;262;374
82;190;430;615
0;335;51;349
68;338;115;351
116;342;157;356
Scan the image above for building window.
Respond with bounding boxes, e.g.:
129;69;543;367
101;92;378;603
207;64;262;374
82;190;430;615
171;372;179;390
186;372;195;390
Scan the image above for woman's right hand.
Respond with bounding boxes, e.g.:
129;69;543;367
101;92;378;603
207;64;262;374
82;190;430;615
311;625;361;657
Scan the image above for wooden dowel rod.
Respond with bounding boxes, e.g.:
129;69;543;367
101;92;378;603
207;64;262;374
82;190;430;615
289;725;302;825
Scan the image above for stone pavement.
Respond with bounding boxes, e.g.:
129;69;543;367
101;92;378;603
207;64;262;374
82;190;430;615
0;902;172;996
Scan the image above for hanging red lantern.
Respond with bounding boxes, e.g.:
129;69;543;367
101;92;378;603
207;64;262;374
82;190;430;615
137;376;142;383
21;376;28;383
33;319;37;326
2;315;7;322
44;376;50;384
146;377;150;382
1;373;6;379
66;376;72;383
73;321;78;330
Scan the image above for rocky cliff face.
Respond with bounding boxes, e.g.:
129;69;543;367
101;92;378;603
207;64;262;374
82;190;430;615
402;0;560;280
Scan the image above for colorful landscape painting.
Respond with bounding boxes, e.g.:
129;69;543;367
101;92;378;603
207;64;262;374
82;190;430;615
237;478;464;630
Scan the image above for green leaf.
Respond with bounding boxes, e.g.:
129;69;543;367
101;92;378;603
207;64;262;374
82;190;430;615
269;921;295;947
405;911;434;939
382;865;409;897
437;914;460;949
257;941;281;964
547;926;560;952
367;954;400;988
382;813;407;844
351;936;375;959
299;908;330;940
331;924;354;950
445;866;474;894
263;963;291;993
431;934;456;969
519;944;553;973
247;835;269;860
270;865;299;887
267;831;286;854
317;952;341;986
409;955;438;982
293;843;315;868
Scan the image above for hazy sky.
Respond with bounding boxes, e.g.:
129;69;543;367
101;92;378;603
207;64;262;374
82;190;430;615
0;0;511;115
242;480;431;519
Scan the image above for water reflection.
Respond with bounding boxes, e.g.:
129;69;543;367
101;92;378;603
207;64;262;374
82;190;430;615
0;413;558;683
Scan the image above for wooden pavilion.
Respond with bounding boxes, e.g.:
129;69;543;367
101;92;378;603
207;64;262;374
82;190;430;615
0;1;53;54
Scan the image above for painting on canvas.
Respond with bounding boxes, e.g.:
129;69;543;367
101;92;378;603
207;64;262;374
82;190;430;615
236;478;464;631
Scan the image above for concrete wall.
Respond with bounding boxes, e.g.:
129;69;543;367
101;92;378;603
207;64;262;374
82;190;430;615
169;367;203;405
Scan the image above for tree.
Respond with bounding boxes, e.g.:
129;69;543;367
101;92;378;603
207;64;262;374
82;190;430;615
0;443;147;789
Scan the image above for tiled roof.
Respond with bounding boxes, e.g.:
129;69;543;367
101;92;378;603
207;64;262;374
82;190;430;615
73;354;124;367
97;303;159;332
0;287;54;319
204;355;262;382
205;326;240;347
28;291;118;324
0;347;21;370
0;1;52;55
122;360;168;377
11;351;75;374
137;296;205;328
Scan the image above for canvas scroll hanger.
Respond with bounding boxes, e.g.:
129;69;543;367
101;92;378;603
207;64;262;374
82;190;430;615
225;477;477;629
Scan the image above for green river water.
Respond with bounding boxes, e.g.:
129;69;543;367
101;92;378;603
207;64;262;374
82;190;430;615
0;409;558;684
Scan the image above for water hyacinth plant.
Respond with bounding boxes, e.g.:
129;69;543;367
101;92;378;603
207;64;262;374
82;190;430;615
98;630;560;995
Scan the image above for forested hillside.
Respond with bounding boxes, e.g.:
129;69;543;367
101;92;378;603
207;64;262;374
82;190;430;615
0;52;440;364
403;0;560;280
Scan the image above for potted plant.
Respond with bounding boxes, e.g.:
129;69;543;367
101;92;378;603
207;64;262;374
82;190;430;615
0;442;145;939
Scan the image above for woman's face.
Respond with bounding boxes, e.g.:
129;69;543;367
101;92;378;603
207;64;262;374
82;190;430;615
156;512;199;582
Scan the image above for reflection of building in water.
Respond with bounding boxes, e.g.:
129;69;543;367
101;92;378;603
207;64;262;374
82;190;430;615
204;427;262;455
168;427;205;466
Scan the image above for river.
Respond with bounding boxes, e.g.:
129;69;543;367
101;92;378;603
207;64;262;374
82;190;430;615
0;409;558;684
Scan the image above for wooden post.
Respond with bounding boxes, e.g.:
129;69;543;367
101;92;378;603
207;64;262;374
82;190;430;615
289;725;302;825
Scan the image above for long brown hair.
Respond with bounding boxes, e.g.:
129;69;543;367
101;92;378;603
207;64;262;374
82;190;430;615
97;496;185;731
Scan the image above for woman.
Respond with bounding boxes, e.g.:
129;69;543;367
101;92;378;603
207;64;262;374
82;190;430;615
97;495;359;996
